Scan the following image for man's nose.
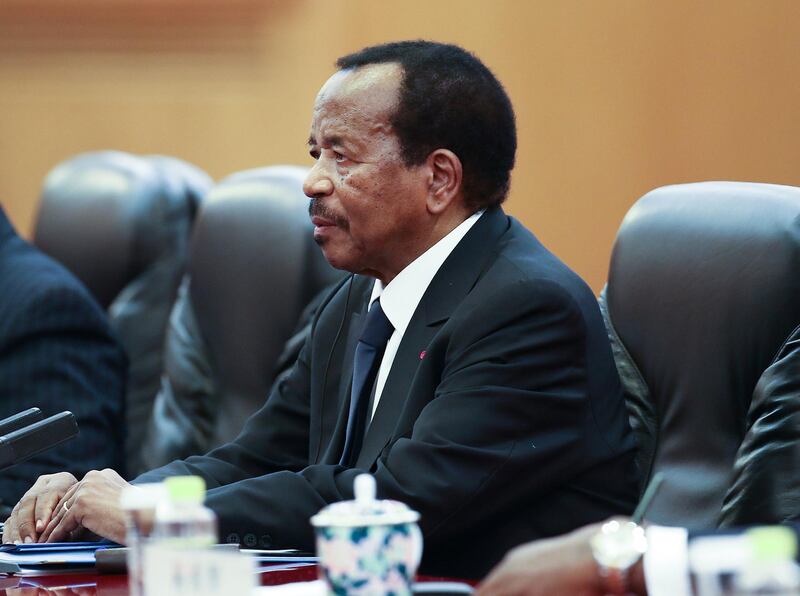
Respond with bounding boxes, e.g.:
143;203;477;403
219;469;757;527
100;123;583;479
303;162;334;199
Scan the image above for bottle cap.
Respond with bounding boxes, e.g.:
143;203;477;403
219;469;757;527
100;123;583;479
746;526;798;562
164;476;206;503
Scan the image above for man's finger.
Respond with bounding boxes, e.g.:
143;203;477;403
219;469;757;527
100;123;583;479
54;483;79;506
2;515;19;544
16;519;38;544
39;500;71;543
33;493;58;534
42;486;80;541
40;505;80;542
13;495;41;543
3;526;20;543
51;483;79;517
34;486;70;534
3;504;20;543
43;507;81;543
474;567;502;595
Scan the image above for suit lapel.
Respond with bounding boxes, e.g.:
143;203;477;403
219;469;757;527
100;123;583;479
355;207;511;468
355;312;440;468
319;299;368;464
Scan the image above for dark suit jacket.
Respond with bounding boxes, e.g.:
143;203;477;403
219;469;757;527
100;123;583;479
0;207;126;507
137;207;639;578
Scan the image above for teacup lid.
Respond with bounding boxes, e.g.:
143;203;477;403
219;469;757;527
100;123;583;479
311;474;420;527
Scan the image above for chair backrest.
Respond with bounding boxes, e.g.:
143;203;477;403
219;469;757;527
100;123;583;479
600;181;800;529
140;166;343;471
34;151;210;308
719;323;800;526
33;150;212;473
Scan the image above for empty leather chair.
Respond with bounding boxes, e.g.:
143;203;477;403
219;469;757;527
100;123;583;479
141;166;344;472
599;181;800;529
33;151;212;474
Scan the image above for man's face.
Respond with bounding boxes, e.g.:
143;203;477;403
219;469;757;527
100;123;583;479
304;63;429;283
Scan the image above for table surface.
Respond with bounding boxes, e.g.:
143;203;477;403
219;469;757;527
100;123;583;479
0;563;315;594
0;564;473;594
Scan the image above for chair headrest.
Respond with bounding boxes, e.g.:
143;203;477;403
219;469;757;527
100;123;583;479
606;181;800;526
34;151;212;308
187;165;341;397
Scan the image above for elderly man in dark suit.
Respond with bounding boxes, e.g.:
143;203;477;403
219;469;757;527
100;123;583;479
5;41;637;578
0;205;125;515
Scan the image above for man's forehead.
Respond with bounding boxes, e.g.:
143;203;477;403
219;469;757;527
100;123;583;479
311;63;401;128
318;62;401;100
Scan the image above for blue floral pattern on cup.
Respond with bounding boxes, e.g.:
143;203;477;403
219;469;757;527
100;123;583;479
316;521;423;596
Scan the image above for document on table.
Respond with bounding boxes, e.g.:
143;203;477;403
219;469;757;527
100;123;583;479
241;549;318;563
253;580;474;594
0;542;108;574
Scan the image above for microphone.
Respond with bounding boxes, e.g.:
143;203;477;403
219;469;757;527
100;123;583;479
0;408;44;436
0;411;79;471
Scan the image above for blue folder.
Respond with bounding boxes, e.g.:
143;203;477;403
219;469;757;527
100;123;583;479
0;541;113;574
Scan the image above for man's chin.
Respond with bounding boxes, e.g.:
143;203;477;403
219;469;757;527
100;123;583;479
317;245;351;273
313;234;364;275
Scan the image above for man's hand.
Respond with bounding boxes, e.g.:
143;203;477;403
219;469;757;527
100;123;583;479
476;519;648;596
2;472;78;543
475;523;606;596
7;587;95;596
39;469;130;544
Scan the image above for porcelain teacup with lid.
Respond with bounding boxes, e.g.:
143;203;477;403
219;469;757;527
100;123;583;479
311;474;423;596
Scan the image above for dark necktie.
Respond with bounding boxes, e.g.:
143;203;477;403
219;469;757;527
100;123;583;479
339;298;394;466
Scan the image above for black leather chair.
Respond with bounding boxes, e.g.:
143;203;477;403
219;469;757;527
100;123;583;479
599;181;800;529
719;323;800;526
140;166;344;472
33;151;212;474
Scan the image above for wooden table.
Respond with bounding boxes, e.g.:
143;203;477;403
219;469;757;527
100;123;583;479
0;563;314;594
0;563;472;594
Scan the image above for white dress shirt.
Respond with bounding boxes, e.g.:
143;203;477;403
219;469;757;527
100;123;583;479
366;210;483;419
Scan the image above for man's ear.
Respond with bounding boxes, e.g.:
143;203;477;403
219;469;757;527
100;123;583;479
425;149;463;214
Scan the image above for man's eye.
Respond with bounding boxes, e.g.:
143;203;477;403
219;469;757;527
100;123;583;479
334;151;347;162
309;149;320;160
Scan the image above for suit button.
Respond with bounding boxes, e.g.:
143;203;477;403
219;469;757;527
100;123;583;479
225;533;240;544
259;534;272;548
244;533;257;547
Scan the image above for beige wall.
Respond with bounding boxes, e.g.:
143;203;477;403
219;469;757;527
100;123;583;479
1;0;799;291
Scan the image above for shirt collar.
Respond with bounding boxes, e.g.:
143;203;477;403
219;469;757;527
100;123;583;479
369;210;484;334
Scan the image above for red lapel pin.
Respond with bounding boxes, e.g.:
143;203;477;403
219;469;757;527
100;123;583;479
419;350;426;360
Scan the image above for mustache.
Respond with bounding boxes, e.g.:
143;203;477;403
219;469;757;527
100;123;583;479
308;200;349;231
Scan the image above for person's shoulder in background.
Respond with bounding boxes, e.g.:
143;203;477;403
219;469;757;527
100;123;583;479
0;209;126;509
